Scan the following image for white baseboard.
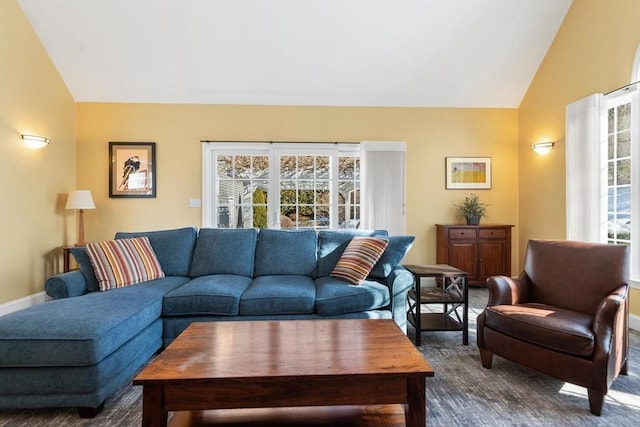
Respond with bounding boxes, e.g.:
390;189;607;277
0;292;50;317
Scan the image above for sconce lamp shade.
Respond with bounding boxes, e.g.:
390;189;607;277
21;134;51;149
66;190;95;246
65;190;96;210
532;141;555;155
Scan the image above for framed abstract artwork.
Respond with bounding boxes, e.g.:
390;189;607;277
445;157;491;189
109;142;156;198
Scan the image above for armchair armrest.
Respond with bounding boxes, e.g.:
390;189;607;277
486;273;530;306
593;284;628;354
45;270;88;299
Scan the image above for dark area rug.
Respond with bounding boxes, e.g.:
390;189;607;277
0;288;638;426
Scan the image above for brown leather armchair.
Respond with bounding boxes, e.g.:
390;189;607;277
477;239;630;415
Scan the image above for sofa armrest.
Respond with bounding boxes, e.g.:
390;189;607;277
45;270;88;299
378;266;414;334
486;273;530;306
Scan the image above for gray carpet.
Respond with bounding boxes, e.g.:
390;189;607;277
0;288;638;426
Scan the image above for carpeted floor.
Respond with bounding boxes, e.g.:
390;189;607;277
0;287;638;426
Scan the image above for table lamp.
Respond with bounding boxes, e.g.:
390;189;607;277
65;190;96;246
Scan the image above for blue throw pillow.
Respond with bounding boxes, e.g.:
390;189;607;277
254;229;317;276
189;228;258;277
69;246;100;292
369;235;415;279
115;227;197;276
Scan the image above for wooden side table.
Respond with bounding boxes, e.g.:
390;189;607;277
403;264;468;346
61;245;82;273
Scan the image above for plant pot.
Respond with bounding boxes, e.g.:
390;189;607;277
465;215;480;225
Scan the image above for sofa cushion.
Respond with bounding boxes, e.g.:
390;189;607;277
163;274;253;316
189;228;257;277
317;230;389;277
69;247;100;292
370;235;415;279
115;227;197;276
86;237;165;291
330;236;388;285
485;303;595;357
0;277;188;367
314;276;390;315
254;229;317;276
240;275;316;315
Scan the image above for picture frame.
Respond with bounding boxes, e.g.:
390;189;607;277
445;157;492;189
109;142;156;198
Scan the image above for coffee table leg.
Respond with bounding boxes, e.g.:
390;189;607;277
141;384;167;427
405;376;426;427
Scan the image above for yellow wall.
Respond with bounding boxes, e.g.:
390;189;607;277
76;103;519;269
518;0;640;315
0;0;76;304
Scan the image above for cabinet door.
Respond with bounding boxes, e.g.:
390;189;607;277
448;240;477;279
478;239;507;281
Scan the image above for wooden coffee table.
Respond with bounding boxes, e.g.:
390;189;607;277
133;319;434;427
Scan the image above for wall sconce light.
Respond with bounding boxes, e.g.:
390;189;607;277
65;190;96;246
532;141;555;155
21;134;51;149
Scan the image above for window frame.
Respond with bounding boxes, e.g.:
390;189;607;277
202;142;360;230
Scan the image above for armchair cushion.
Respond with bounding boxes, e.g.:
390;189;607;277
485;303;594;357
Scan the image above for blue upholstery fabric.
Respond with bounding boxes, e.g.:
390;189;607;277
0;319;161;394
0;320;161;409
314;276;390;315
163;274;253;316
370;235;415;279
254;229;317;276
45;270;88;299
317;230;389;277
115;227;197;276
189;228;257;277
240;275;316;315
0;276;187;367
69;247;99;292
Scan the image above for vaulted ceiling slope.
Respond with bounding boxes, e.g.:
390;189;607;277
18;0;572;108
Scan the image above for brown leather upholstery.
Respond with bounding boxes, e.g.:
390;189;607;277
477;239;630;415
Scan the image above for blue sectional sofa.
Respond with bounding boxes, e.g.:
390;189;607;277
0;227;414;417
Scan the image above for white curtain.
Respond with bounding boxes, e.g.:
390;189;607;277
360;141;406;235
565;94;607;242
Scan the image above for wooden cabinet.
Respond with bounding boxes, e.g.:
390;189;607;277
436;224;513;286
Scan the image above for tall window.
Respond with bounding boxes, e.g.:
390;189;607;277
607;98;632;246
202;143;360;230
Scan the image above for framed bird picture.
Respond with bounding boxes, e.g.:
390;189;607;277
109;142;156;198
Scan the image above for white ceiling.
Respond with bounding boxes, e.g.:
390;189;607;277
18;0;572;108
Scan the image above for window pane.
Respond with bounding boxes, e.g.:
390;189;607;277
617;130;631;157
218;155;233;178
608;108;614;133
253;156;269;178
608;134;615;160
617;159;631;185
617;103;631;131
608;161;614;186
315;156;330;178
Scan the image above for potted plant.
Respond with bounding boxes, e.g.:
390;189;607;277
454;193;489;225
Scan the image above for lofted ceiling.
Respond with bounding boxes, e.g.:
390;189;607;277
18;0;572;108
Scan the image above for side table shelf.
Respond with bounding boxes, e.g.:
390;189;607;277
403;264;469;346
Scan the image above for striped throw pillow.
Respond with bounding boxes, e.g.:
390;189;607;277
330;236;389;285
86;237;165;291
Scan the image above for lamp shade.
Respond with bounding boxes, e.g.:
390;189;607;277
21;134;50;149
65;190;96;210
532;141;555;155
